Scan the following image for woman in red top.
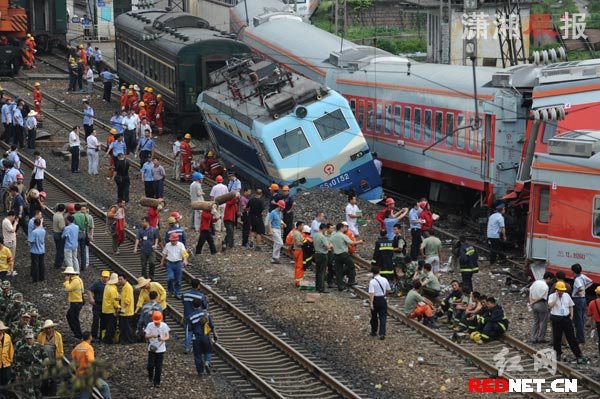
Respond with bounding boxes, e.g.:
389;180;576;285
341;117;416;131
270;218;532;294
419;201;434;233
223;196;239;249
196;210;217;255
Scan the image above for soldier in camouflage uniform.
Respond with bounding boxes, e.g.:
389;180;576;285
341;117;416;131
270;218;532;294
0;280;12;313
13;330;46;398
11;313;32;346
28;308;41;334
395;260;419;294
5;293;27;324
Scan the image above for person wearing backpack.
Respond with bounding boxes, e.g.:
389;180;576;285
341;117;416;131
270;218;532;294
189;298;217;376
458;236;479;292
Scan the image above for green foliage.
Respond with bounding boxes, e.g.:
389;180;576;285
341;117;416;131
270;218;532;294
347;0;373;13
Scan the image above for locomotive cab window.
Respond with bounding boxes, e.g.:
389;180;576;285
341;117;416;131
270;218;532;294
594;197;600;237
274;127;310;159
313;109;349;141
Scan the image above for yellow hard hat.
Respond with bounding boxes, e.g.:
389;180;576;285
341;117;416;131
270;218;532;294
144;87;148;91
148;88;154;93
78;44;83;49
167;216;176;224
120;85;126;90
555;281;567;291
34;82;40;87
139;101;145;107
595;286;600;295
128;90;134;96
156;94;162;99
184;133;192;140
110;128;117;135
207;151;214;157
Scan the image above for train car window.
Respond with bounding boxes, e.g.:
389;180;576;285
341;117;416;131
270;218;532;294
384;104;392;135
457;114;465;149
424;110;432;143
393;105;402;136
414;108;422;141
358;101;365;130
538;188;549;223
274;127;310;159
314;109;350;141
376;103;383;133
403;107;411;139
350;99;356;117
435;111;443;142
367;102;374;131
594;197;600;237
541;122;557;144
446;113;454;146
468;117;475;151
477;117;484;152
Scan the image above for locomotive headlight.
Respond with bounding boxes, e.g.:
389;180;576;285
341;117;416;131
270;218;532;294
295;106;308;119
350;150;368;161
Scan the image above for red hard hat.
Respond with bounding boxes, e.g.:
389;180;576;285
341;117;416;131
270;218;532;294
170;211;181;219
419;201;428;208
67;203;75;213
277;200;286;208
39;191;47;198
152;311;163;322
385;198;395;205
216;175;223;183
169;233;179;241
16;173;23;179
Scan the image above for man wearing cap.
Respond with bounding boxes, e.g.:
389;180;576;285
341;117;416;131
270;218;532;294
548;281;587;363
72;331;112;398
68;126;81;173
25;109;38;149
134;217;159;279
38;319;63;396
190;172;204;230
161;233;188;299
165;214;186;245
408;201;424;261
63;266;84;339
135;276;167;313
182;279;208;353
118;274;135;344
10;312;32;345
180;133;193;181
86;271;109;340
227;171;241;192
14;328;46;397
101;272;120;344
29;217;45;283
145;311;170;388
140;154;155;198
137;128;156;164
210;175;229;233
0;320;13;385
267;200;286;264
487;203;507;265
330;222;364;291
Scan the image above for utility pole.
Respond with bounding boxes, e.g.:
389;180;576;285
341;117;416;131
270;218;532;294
334;0;339;35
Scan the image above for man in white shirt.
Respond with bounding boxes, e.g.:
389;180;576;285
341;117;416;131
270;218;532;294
372;152;382;176
30;151;46;191
571;263;593;344
144;311;170;388
25;110;38;149
345;195;360;237
172;136;181;180
310;212;325;237
487;203;506;264
190;172;204;231
123;110;139;155
369;265;391;339
160;233;188;299
209;175;229;233
69;126;81;173
85;65;94;94
529;271;553;343
548;281;586;363
2;212;17;273
86;130;100;175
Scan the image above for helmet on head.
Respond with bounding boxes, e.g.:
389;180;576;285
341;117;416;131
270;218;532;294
270;183;279;191
152;311;163;322
192;172;204;180
184;133;192;140
555;281;567;291
207;151;214;157
144;87;149;92
385;198;395;206
167;216;176;224
157;94;162;99
128;90;134;96
148;88;154;93
128;84;134;89
16;173;23;180
170;211;181;220
139;101;145;107
110;128;117;135
67;203;75;213
216;175;223;183
120;85;126;90
39;191;46;199
34;82;40;87
277;200;286;208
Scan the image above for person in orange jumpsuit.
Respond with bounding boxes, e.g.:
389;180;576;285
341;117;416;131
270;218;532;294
138;101;147;121
154;94;164;135
146;88;156;123
119;86;128;110
292;221;305;286
33;82;42;107
29;36;36;66
78;44;87;67
126;90;138;113
106;128;118;174
200;152;224;180
180;133;193;181
346;227;357;255
142;87;151;105
21;37;33;69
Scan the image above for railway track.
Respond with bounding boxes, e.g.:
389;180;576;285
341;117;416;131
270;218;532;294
6;145;368;398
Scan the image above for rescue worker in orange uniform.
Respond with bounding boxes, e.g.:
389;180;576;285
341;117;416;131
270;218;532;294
33;81;42;108
142;87;150;106
146;88;156;123
155;94;164;135
29;35;36;66
78;44;87;67
126;90;137;113
180;133;193;181
138;101;147;121
22;35;34;69
292;221;305;286
119;86;128;110
200;151;223;180
106;128;118;173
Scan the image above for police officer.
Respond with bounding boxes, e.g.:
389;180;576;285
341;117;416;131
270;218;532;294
182;279;208;353
87;270;109;340
458;235;479;292
189;299;217;376
371;230;395;284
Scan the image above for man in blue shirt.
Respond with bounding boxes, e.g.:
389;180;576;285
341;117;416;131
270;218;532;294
164;217;186;245
267;200;285;264
29;217;45;282
182;278;208;353
110;111;124;135
140;157;155;198
486;203;506;265
9;186;26;233
137;129;156;164
62;215;80;273
82;99;94;139
1;99;12;142
408;202;423;261
86;270;110;339
99;67;113;103
107;134;127;163
8;146;19;169
28;210;42;241
134;217;159;279
12;102;24;148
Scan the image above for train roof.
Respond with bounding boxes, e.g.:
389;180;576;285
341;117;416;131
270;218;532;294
115;9;244;57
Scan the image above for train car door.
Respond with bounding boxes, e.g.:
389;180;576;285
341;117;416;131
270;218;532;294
526;184;549;261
